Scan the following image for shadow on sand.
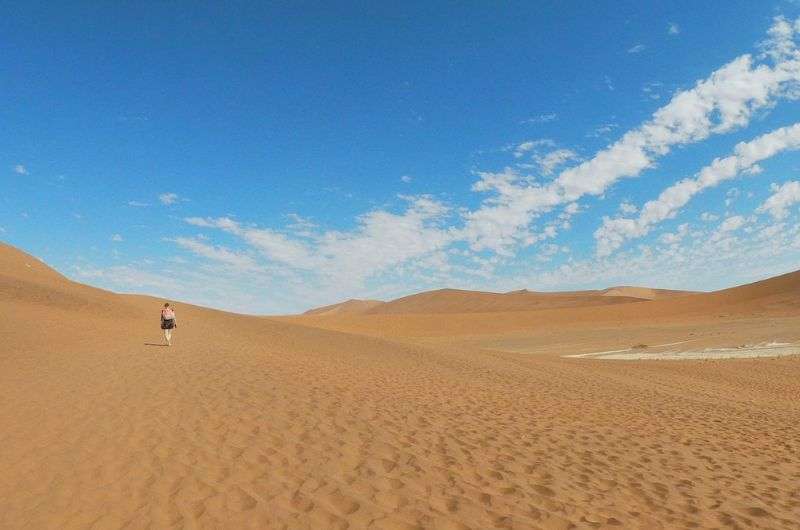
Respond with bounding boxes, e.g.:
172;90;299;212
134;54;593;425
144;343;169;347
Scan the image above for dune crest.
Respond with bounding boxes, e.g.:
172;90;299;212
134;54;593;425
303;285;698;316
600;285;696;300
303;298;386;315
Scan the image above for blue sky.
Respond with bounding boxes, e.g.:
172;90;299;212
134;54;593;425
5;2;800;314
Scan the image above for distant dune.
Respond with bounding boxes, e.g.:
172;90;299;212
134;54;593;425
303;285;697;316
303;298;385;315
291;270;800;340
366;288;643;314
600;285;696;300
2;241;800;530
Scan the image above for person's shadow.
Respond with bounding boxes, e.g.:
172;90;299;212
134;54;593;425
144;343;169;347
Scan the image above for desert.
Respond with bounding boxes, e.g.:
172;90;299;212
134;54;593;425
2;241;799;529
6;7;800;529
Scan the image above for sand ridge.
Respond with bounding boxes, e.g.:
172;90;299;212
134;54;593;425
2;243;800;529
302;286;697;317
304;299;386;316
358;289;649;315
598;286;695;300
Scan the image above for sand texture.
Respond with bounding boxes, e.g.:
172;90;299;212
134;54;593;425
358;287;695;316
2;242;800;529
303;299;386;316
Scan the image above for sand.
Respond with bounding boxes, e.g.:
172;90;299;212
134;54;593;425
359;287;693;316
564;342;798;360
2;241;800;529
304;299;386;316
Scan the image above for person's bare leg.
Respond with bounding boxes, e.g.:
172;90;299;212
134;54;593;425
164;329;172;346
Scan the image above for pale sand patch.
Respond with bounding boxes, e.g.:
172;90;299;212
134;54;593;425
564;339;698;358
566;342;798;360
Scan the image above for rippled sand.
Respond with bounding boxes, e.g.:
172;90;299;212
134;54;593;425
3;242;800;529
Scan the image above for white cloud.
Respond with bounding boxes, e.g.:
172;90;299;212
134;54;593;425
619;201;639;215
513;138;555;158
642;82;663;100
668;23;680;35
461;168;556;253
522;113;557;124
174;237;259;270
186;216;316;267
286;213;317;237
594;122;800;255
313;197;453;282
562;202;580;218
244;227;318;268
759;15;800;61
89;194;800;314
757;181;800;219
660;223;689;244
700;212;720;222
72;261;292;314
719;215;746;232
400;175;413;183
14;164;27;175
533;148;580;175
536;243;566;262
185;216;237;230
628;44;646;54
111;234;123;242
725;187;741;207
127;201;148;207
513;142;535;158
506;214;800;300
464;16;800;255
183;196;454;288
588;123;618;137
159;193;180;205
711;215;749;241
75;265;175;293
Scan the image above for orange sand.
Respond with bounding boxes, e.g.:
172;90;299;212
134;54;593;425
2;242;799;529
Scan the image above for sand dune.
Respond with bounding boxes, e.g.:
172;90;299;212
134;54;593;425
303;285;697;316
2;242;800;529
304;299;386;316
599;286;696;300
362;288;646;315
292;270;800;341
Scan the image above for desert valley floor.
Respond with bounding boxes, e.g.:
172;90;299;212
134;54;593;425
1;242;799;529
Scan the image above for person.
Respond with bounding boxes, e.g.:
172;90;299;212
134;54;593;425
160;303;177;346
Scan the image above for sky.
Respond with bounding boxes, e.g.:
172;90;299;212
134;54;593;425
5;2;800;314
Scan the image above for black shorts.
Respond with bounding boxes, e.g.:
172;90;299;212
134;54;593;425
161;319;175;330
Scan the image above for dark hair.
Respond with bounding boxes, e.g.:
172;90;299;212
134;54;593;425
164;303;170;307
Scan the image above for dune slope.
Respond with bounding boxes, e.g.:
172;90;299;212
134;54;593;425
2;243;800;530
364;288;647;315
600;286;696;300
303;285;697;316
292;270;800;341
304;298;386;316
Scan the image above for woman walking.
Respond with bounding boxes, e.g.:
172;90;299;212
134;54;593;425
160;303;177;346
